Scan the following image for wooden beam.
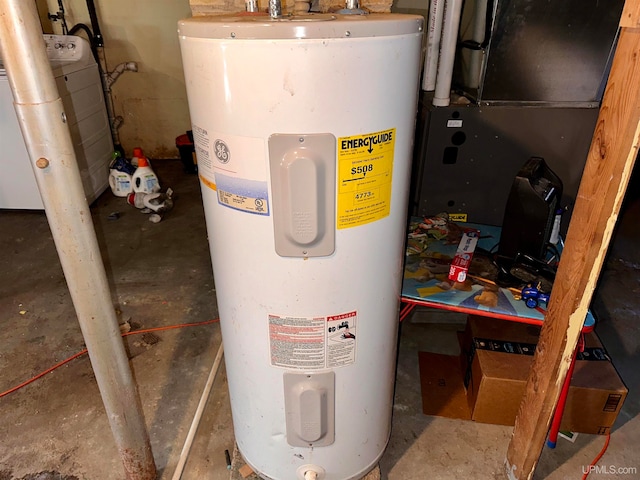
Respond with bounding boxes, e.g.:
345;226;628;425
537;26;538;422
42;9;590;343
505;16;640;480
621;0;640;28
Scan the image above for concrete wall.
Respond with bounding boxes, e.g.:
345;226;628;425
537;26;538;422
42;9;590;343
44;0;192;159
39;0;408;158
390;0;428;17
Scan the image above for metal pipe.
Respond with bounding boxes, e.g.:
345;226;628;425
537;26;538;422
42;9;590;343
0;2;156;479
433;0;463;106
245;0;259;12
345;0;359;10
269;0;282;19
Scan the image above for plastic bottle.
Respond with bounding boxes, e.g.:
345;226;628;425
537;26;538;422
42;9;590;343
131;147;149;168
108;151;135;197
109;170;133;197
132;156;161;193
127;188;173;213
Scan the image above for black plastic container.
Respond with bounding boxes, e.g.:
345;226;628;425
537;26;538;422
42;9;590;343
176;130;197;174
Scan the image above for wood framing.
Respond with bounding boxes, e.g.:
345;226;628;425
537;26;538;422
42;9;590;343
505;3;640;478
621;0;640;27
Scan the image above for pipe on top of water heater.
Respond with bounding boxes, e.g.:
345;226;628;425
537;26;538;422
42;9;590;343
269;0;283;18
245;0;259;12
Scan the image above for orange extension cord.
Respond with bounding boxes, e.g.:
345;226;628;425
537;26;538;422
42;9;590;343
0;318;220;399
581;433;611;480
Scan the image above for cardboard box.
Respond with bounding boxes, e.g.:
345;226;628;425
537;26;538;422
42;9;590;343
561;338;628;435
418;316;628;434
418;351;471;420
460;317;540;426
462;316;628;433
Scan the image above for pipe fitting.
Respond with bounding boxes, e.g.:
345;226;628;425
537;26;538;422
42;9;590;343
297;465;325;480
245;0;258;12
106;61;138;88
304;471;318;480
269;0;282;18
111;115;123;130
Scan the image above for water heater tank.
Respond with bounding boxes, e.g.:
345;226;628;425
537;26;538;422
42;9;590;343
178;13;423;480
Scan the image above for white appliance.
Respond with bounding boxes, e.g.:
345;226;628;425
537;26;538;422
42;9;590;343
0;34;113;209
180;13;423;480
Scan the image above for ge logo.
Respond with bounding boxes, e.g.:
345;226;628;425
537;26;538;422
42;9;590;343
214;139;230;164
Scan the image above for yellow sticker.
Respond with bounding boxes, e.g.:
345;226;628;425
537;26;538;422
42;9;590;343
199;175;217;191
337;128;395;229
449;213;468;222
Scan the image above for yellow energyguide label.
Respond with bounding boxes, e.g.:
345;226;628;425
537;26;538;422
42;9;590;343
337;128;395;229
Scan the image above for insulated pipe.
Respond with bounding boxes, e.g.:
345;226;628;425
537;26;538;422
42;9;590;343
0;2;156;479
422;0;445;91
432;0;463;106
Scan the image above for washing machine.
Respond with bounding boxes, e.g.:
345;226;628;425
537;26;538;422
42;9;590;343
0;34;113;209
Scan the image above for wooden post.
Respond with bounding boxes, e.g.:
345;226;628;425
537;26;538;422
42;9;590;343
505;3;640;479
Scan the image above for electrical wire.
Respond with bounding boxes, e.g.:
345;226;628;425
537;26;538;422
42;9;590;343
0;318;220;399
581;433;611;480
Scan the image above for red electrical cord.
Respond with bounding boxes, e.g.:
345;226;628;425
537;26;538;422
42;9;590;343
0;318;220;399
581;433;611;480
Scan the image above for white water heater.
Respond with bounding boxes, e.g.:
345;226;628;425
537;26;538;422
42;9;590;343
179;13;423;480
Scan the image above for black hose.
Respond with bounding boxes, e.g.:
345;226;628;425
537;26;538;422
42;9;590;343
86;0;104;47
68;23;94;41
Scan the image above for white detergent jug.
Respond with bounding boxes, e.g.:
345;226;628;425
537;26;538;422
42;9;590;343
131;147;151;167
108;169;133;197
132;156;160;193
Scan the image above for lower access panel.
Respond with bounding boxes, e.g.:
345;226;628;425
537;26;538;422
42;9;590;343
284;371;335;447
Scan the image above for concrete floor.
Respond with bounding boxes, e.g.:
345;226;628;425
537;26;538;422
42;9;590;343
0;160;638;480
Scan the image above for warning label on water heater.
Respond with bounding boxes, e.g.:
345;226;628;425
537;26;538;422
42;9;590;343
269;311;357;370
326;311;357;367
337;128;395;229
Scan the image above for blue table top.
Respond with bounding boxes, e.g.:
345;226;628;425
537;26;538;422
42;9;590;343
401;218;595;329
